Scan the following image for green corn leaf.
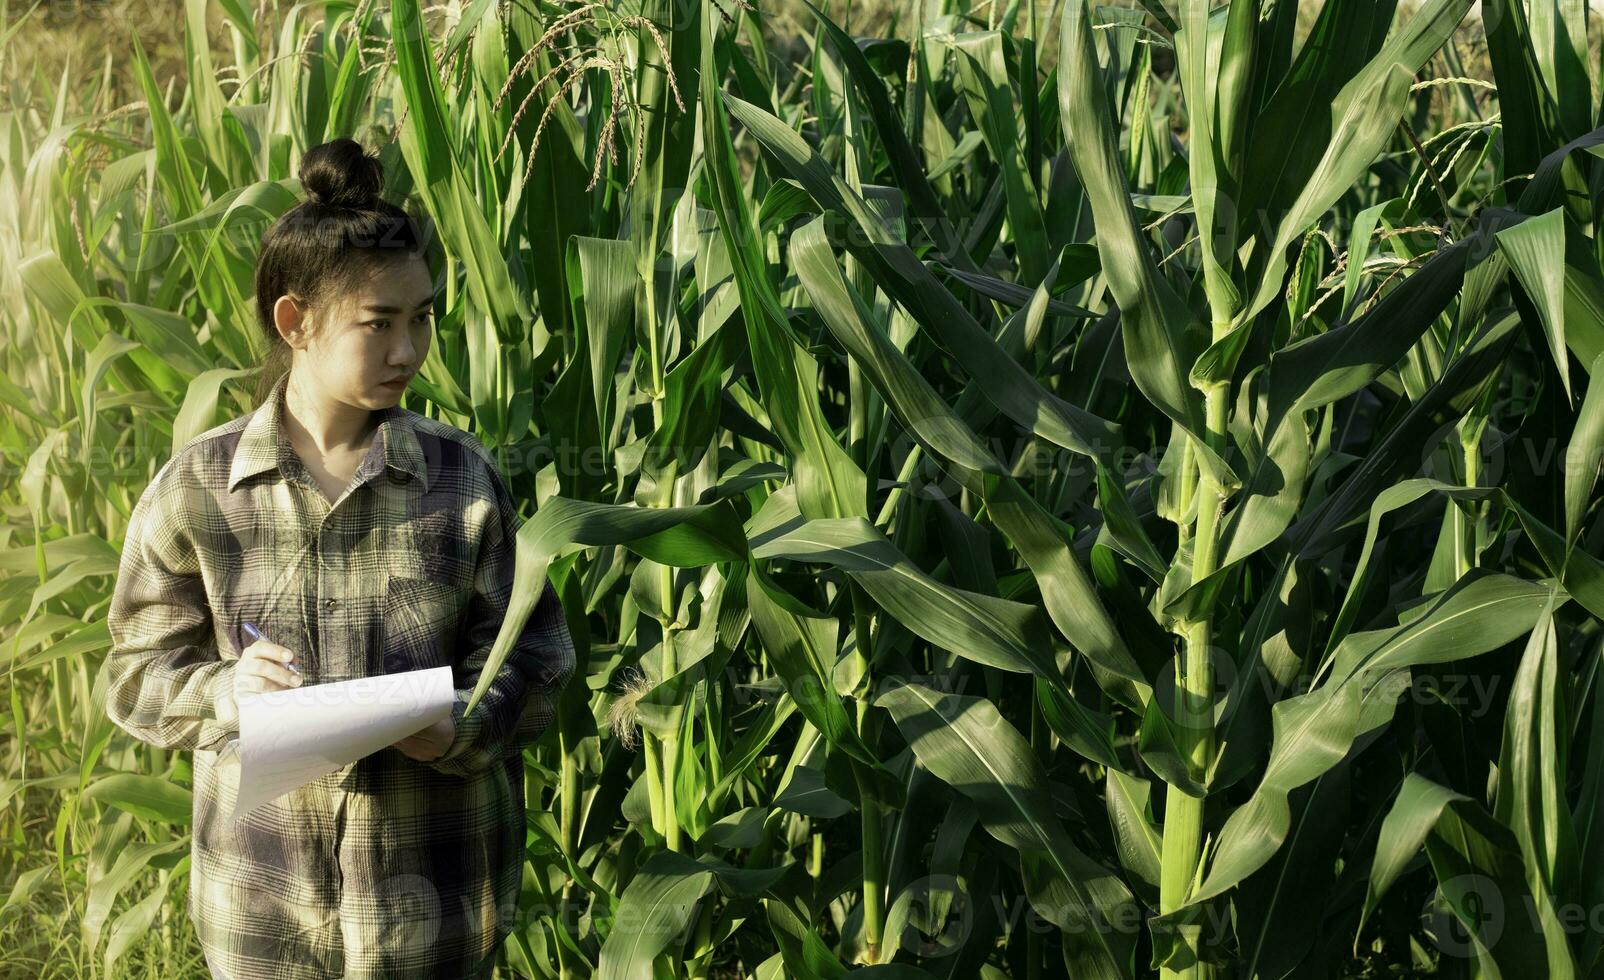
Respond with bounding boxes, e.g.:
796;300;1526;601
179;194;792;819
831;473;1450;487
1497;208;1573;402
595;849;716;980
878;680;1137;979
1192;571;1561;906
1057;0;1236;491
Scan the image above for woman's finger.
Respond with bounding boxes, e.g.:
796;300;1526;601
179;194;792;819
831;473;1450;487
246;658;301;689
238;658;300;691
242;639;297;664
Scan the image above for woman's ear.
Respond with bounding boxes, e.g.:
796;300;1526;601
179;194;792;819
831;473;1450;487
274;293;311;349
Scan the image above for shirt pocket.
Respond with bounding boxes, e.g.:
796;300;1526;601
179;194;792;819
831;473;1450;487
379;574;470;674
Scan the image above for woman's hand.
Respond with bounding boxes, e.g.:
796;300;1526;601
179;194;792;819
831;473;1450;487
393;714;455;762
216;637;302;727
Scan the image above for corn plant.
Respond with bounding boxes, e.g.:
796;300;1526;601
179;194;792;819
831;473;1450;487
3;0;1604;978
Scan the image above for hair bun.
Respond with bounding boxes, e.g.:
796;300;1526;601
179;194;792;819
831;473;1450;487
299;138;384;209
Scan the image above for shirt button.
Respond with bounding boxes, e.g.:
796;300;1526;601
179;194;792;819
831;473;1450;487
324;598;338;609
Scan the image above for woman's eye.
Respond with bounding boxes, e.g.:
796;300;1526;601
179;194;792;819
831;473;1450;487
369;320;389;331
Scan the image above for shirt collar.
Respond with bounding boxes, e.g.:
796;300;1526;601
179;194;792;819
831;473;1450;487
227;371;429;494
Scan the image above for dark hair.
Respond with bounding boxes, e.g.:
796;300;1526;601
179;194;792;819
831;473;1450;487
251;137;439;403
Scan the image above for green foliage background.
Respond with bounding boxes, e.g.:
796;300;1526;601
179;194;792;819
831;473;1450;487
3;1;1604;978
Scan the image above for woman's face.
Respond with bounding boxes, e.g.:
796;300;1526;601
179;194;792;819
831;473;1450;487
296;257;436;410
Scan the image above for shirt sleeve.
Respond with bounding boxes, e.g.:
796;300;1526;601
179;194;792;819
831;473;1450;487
429;462;576;778
104;457;237;753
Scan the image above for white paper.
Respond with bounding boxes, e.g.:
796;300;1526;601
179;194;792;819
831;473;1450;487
215;666;455;821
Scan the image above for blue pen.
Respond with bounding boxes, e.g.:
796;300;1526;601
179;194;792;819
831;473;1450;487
242;620;299;674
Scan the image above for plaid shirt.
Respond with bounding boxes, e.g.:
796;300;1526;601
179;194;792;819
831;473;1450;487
104;370;575;979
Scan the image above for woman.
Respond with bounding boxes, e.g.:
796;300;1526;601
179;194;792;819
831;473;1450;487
103;138;576;980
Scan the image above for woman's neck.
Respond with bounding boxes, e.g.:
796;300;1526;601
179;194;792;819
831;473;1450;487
281;370;378;458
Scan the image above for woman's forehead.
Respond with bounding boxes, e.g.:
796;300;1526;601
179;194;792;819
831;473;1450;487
324;262;433;317
354;258;433;297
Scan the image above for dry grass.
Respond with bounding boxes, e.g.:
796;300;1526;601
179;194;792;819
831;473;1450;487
2;0;235;113
7;0;1561;127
